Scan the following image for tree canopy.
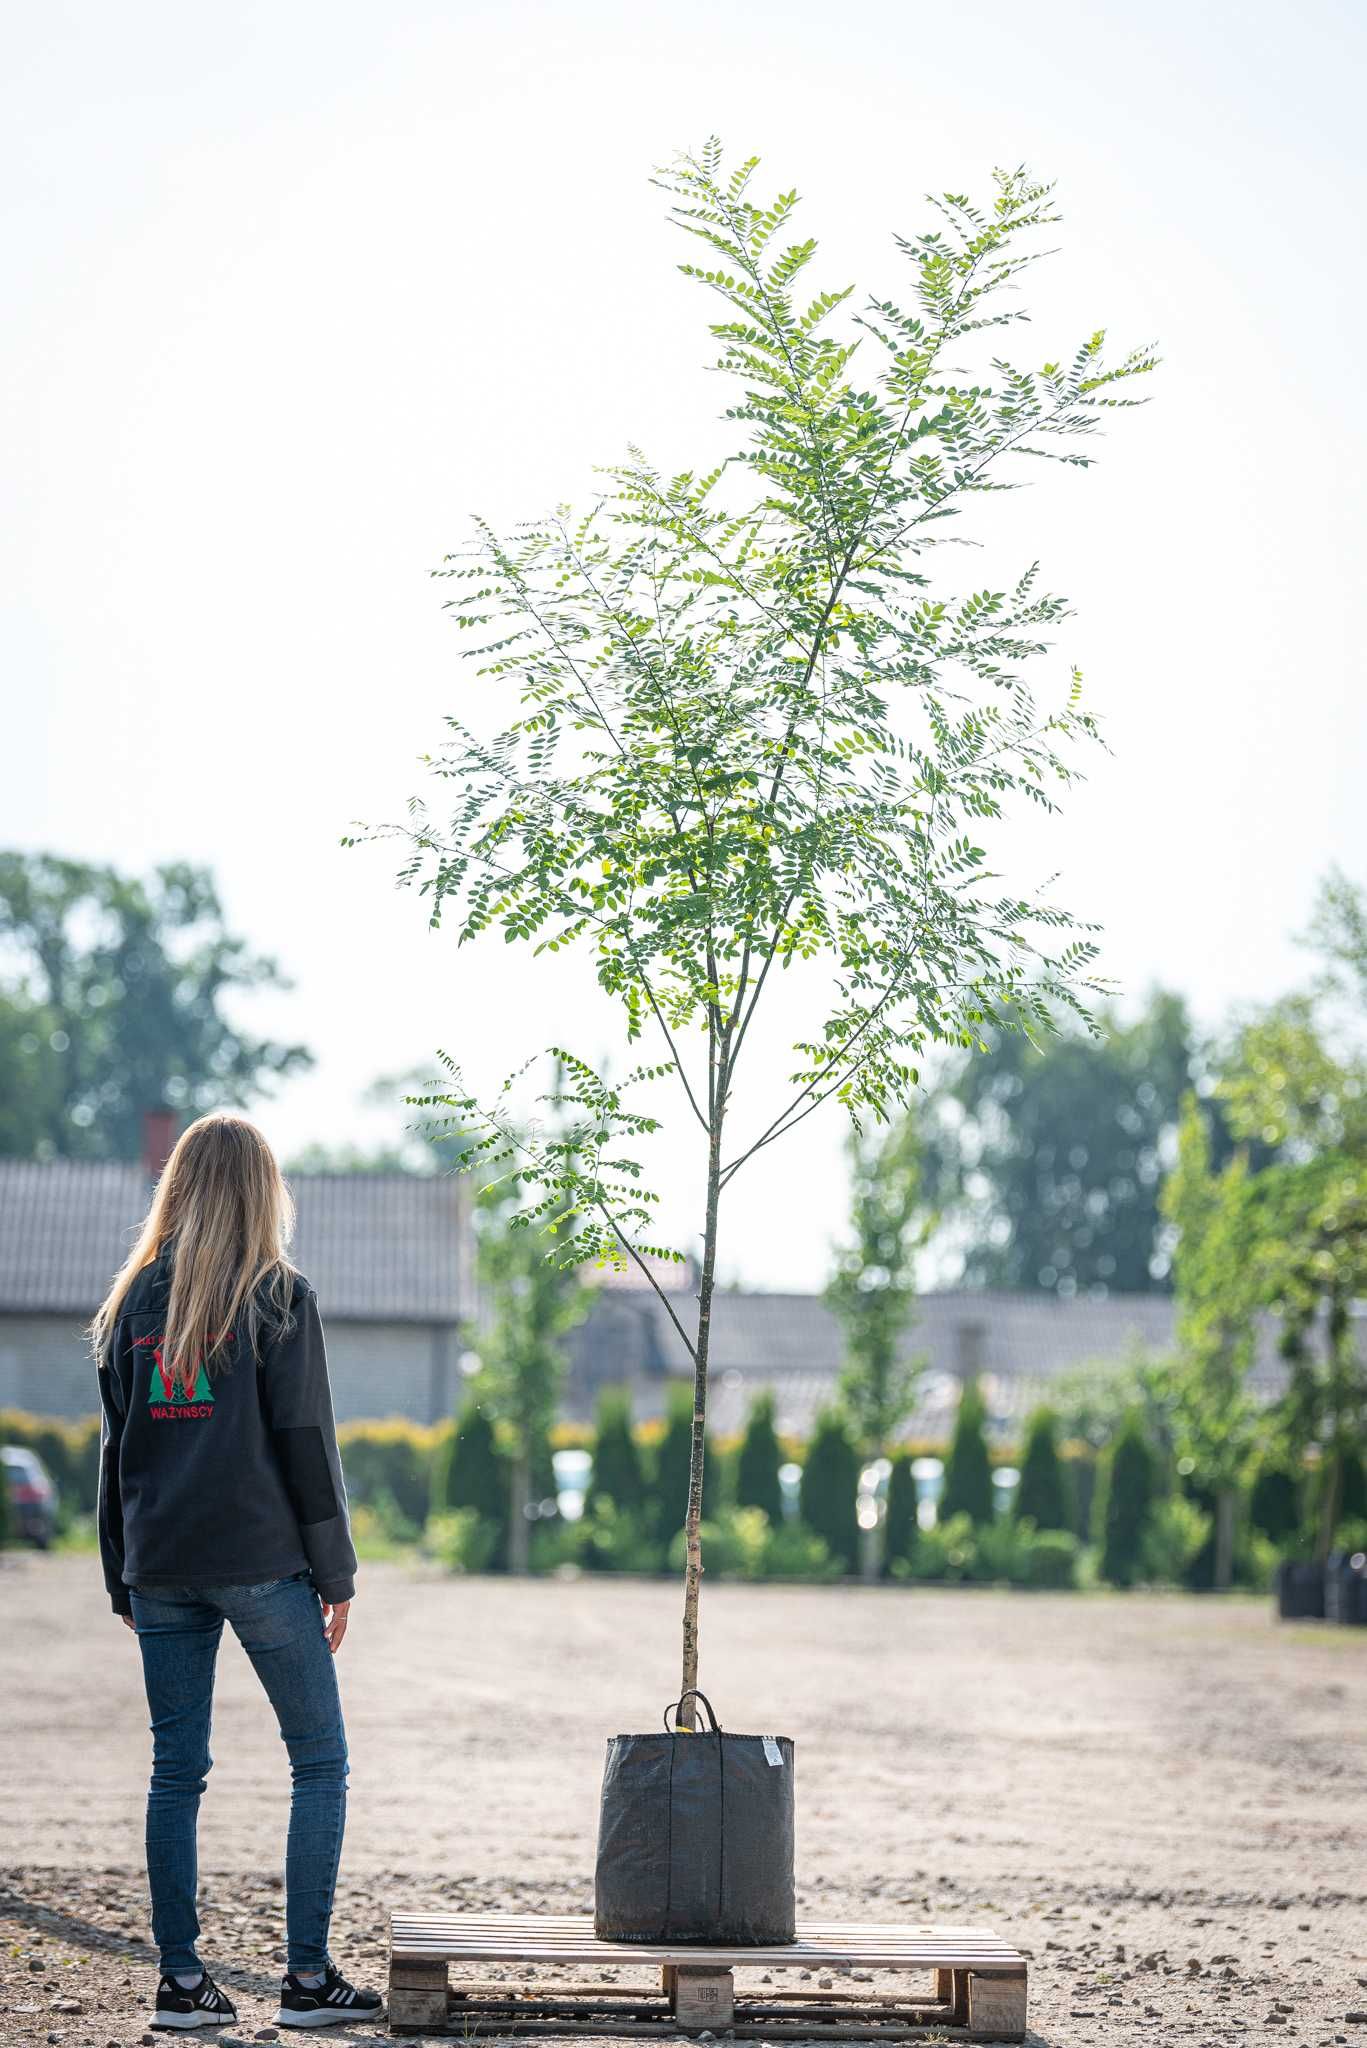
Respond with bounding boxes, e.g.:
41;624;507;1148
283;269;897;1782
0;852;310;1159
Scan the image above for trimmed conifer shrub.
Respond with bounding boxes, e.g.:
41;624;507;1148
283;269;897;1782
1015;1407;1068;1530
430;1400;510;1567
798;1409;860;1573
883;1449;919;1576
941;1380;995;1525
1094;1410;1157;1587
735;1389;784;1528
585;1387;647;1518
651;1383;713;1549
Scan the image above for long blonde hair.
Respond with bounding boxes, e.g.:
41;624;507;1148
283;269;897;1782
91;1112;296;1392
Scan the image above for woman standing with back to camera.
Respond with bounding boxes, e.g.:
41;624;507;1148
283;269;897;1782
93;1111;382;2031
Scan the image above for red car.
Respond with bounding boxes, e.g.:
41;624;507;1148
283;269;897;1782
1;1446;58;1549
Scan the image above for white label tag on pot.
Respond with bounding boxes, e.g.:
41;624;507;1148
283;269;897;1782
762;1736;783;1767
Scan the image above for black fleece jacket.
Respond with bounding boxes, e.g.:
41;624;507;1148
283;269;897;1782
97;1256;357;1615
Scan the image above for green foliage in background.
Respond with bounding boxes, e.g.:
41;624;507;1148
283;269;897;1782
1094;1410;1157;1588
941;1379;994;1525
1221;980;1367;1561
338;1419;437;1528
734;1389;784;1527
828;1116;931;1455
1014;1406;1068;1530
586;1388;648;1521
882;1449;920;1576
652;1382;715;1549
475;1126;589;1568
1159;1093;1263;1588
431;1401;509;1566
427;1507;500;1574
0;853;311;1160
799;1409;860;1574
921;990;1196;1295
1141;1493;1212;1586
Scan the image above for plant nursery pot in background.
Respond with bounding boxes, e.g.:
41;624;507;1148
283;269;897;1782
594;1690;796;1944
1276;1560;1326;1620
1324;1551;1367;1626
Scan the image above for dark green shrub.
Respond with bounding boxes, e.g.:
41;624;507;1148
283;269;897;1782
763;1520;839;1580
431;1401;509;1566
941;1380;994;1526
1015;1408;1068;1530
585;1387;647;1519
1248;1460;1302;1545
798;1409;860;1573
1094;1411;1157;1588
883;1450;919;1576
339;1420;435;1526
1022;1528;1080;1589
1061;1443;1098;1542
894;1511;977;1583
735;1390;784;1527
650;1384;712;1549
579;1498;663;1573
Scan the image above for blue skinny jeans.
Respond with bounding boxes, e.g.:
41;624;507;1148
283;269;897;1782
129;1572;348;1975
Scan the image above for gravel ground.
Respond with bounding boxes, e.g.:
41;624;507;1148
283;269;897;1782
1;1553;1365;2048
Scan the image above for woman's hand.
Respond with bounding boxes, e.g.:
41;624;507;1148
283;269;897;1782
120;1613;136;1632
322;1598;350;1655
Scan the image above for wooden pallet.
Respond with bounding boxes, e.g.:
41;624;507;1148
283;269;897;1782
389;1912;1028;2041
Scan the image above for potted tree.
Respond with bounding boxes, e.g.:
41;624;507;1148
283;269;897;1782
362;138;1153;1933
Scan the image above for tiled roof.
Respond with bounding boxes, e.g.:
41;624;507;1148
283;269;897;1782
0;1161;469;1323
566;1283;1338;1436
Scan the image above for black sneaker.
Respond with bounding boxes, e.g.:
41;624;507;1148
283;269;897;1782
150;1969;238;2030
276;1964;385;2027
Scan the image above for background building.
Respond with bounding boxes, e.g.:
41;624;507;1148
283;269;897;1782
2;1155;1323;1437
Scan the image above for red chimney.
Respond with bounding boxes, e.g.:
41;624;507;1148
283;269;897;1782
142;1109;179;1180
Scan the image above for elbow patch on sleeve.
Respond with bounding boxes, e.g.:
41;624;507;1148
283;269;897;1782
272;1426;340;1525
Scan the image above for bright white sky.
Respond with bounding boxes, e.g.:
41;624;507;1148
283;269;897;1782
4;0;1364;1289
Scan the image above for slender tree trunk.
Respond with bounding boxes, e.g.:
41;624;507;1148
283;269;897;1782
679;1103;725;1725
509;1448;531;1575
1317;1447;1342;1566
1214;1484;1236;1593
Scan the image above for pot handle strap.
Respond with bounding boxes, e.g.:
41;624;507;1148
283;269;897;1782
663;1688;722;1735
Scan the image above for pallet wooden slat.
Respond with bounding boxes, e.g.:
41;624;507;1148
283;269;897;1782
389;1910;1028;2042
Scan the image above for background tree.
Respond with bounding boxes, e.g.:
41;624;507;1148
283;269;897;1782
827;1115;931;1465
883;1449;920;1575
799;1409;860;1575
431;1401;510;1566
1094;1409;1157;1587
922;991;1197;1295
383;144;1153;1711
940;1379;995;1524
475;1177;589;1572
652;1382;716;1551
1221;997;1367;1560
1158;1094;1263;1589
585;1388;647;1520
733;1388;784;1528
0;853;310;1159
1014;1406;1068;1530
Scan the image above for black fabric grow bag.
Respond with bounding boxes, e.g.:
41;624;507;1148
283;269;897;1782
594;1689;795;1944
1277;1560;1326;1619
